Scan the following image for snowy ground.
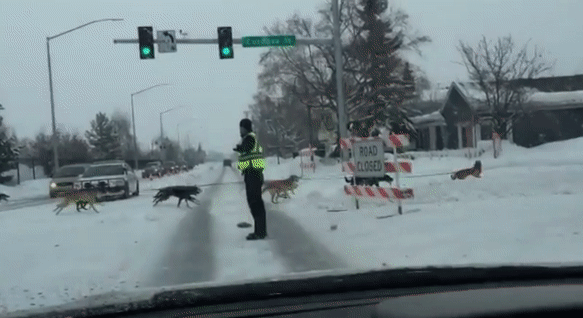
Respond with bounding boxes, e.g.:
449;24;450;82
2;139;583;316
0;178;50;200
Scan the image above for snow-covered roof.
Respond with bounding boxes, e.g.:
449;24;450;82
451;82;583;112
410;110;446;126
418;88;450;102
526;90;583;110
451;82;488;111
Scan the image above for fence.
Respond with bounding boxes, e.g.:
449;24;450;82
3;157;46;185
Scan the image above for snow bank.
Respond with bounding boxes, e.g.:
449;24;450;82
0;178;51;200
269;136;583;270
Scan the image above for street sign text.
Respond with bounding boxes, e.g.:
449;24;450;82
242;35;296;48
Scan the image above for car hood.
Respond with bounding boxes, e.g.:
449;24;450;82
50;176;82;184
7;262;583;318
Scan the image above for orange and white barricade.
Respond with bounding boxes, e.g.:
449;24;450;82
341;134;414;215
299;146;316;177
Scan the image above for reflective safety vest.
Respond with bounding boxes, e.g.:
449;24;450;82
237;132;266;172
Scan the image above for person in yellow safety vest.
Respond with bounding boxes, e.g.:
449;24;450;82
233;118;268;240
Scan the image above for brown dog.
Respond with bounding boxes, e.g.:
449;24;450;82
262;175;300;204
451;160;482;180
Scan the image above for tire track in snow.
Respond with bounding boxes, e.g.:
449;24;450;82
267;208;347;273
227;168;346;273
144;168;225;288
0;197;54;212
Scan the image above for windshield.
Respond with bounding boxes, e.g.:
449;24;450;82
53;166;87;178
82;165;125;177
3;0;583;316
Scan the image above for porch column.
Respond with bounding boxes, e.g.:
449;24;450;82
506;120;513;143
457;125;463;149
475;123;481;144
429;125;437;150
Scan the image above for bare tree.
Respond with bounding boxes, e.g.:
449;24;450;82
111;110;136;160
253;0;429;149
457;34;555;138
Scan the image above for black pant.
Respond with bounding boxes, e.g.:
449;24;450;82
244;170;267;237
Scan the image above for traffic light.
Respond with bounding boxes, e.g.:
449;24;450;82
217;27;233;59
138;26;155;59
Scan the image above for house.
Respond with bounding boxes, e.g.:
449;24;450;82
409;75;583;150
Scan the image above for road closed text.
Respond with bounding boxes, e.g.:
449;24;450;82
356;160;384;172
355;144;384;173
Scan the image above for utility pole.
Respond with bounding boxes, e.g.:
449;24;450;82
159;112;164;161
332;0;347;164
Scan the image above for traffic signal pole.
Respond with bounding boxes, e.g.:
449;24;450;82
113;0;348;165
113;38;332;46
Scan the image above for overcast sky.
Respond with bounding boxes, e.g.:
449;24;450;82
1;0;583;155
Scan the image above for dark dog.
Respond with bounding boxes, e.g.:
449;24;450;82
344;174;394;187
76;200;94;211
0;193;9;202
153;186;202;207
451;160;482;180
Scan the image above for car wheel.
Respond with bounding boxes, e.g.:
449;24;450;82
134;181;139;196
123;182;130;199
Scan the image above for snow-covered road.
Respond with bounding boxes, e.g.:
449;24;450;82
2;138;583;316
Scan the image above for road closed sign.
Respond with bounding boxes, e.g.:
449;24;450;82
352;139;385;178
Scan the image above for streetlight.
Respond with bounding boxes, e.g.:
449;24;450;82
177;117;199;149
46;18;123;173
159;105;193;161
131;83;170;169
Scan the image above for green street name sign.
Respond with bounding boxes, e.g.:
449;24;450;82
242;35;296;48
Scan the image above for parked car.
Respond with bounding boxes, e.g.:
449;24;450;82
161;161;176;175
49;164;91;198
223;159;232;167
93;160;127;165
178;161;188;172
142;161;162;178
74;162;139;200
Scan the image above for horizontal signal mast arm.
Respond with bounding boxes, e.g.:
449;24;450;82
113;38;333;45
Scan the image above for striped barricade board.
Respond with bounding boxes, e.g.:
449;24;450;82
341;134;414;211
344;185;414;200
342;161;412;174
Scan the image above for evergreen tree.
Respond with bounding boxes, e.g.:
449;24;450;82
0;104;20;176
85;112;122;160
349;0;418;136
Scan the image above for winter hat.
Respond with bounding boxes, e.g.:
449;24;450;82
239;118;252;131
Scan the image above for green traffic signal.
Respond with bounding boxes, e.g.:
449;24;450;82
138;26;155;60
221;47;232;57
218;26;233;59
141;47;152;56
